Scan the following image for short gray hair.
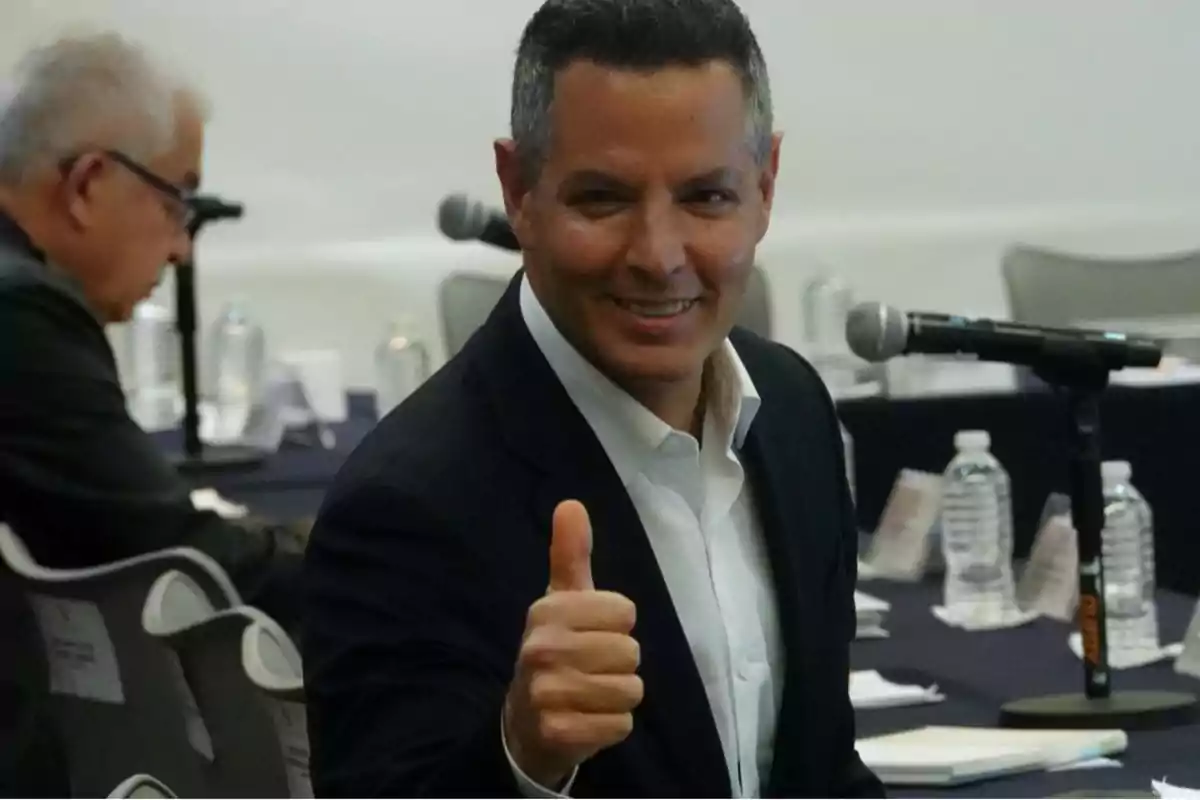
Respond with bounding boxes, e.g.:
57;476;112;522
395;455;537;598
0;31;207;186
511;0;773;182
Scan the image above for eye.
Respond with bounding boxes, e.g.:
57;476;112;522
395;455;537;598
569;189;630;219
684;188;739;214
693;189;737;204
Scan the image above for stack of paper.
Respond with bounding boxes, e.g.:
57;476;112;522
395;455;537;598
850;670;943;710
855;725;1127;786
855;591;890;639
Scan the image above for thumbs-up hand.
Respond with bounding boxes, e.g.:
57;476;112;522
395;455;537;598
504;500;643;788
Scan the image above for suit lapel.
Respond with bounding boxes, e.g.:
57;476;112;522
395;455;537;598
471;274;730;796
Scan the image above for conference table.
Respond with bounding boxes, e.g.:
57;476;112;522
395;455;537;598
855;579;1200;797
163;383;1200;797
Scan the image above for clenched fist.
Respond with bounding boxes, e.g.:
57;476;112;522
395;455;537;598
503;500;644;788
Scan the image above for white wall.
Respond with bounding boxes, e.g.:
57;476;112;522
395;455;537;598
7;1;1200;385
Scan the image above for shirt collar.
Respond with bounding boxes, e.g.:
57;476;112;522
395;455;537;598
520;274;760;487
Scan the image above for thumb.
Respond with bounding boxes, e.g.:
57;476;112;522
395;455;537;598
549;499;594;592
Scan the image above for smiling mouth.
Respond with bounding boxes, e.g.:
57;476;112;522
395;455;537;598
612;298;699;318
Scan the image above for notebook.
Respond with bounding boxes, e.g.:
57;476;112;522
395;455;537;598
856;725;1128;786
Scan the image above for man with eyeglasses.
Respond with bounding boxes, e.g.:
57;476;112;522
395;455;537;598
0;33;303;794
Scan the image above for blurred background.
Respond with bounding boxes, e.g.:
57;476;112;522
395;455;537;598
9;0;1200;386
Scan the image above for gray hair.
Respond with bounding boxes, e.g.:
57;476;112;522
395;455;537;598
0;31;207;186
511;0;773;183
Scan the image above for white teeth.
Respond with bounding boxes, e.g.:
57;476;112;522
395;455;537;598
616;299;695;317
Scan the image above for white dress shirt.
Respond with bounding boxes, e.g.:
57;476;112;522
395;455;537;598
505;276;783;798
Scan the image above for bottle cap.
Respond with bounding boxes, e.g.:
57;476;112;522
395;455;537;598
1102;460;1132;483
954;430;990;451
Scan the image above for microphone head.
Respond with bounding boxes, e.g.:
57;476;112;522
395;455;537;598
189;195;244;222
845;301;909;362
437;193;491;241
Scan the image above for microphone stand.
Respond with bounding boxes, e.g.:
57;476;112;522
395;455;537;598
999;341;1196;730
171;201;266;475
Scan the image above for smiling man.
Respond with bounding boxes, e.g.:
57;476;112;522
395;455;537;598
304;1;881;796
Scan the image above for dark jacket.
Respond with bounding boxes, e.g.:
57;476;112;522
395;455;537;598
0;211;298;794
303;273;883;797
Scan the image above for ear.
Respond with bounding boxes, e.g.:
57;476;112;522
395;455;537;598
755;132;783;241
494;138;534;248
60;153;109;229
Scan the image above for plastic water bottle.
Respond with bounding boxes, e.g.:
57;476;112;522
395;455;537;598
802;273;854;350
205;301;266;435
122;297;181;431
803;274;857;394
1101;461;1158;655
940;430;1018;622
1129;473;1161;649
375;319;430;417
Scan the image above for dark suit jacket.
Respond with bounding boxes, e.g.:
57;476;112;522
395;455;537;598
303;273;883;798
0;211;299;794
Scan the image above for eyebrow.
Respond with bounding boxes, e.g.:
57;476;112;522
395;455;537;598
561;167;739;193
678;168;739;190
560;170;629;191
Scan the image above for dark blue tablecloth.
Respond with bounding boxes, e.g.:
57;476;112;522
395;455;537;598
155;393;379;518
855;579;1200;797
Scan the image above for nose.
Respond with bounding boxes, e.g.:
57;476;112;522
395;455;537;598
625;198;686;278
168;227;193;266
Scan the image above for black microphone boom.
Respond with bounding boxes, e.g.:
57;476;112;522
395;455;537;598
845;302;1162;373
172;193;264;474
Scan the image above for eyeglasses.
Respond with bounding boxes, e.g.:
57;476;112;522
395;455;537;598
60;150;196;229
105;150;197;229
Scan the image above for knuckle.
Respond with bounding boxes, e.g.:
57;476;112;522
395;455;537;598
527;672;561;709
538;713;574;747
614;594;637;629
520;629;560;670
625;637;641;670
624;675;645;707
526;595;557;629
614;712;634;740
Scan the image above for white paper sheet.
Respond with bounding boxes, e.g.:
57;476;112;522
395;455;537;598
850;670;944;710
190;488;249;520
1153;778;1200;799
932;604;1039;632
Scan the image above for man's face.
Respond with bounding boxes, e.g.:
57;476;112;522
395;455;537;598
497;60;780;393
58;102;203;322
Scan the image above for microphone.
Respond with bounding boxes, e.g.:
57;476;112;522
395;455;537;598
845;301;1162;372
437;193;520;252
187;194;244;237
190;194;243;223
